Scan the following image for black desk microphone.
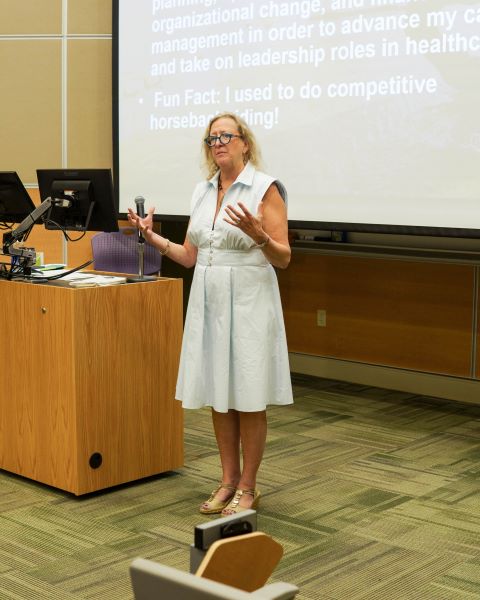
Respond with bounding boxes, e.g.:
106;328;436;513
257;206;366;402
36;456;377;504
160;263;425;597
135;195;146;243
126;195;156;283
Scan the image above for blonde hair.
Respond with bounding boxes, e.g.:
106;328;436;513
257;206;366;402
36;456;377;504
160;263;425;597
202;112;262;179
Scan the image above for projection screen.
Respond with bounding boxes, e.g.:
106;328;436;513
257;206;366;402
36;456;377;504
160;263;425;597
113;0;480;236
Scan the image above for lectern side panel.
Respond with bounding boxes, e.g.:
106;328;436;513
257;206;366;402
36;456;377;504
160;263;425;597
0;281;78;490
72;279;184;494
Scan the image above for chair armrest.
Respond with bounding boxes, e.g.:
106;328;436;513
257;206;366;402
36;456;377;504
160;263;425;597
250;582;299;600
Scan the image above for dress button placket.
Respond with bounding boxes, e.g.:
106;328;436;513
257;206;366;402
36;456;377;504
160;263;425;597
208;231;214;266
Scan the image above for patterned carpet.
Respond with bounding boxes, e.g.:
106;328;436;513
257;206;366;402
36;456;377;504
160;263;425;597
0;375;479;599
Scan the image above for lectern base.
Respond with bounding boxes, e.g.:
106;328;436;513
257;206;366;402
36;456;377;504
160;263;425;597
0;277;183;495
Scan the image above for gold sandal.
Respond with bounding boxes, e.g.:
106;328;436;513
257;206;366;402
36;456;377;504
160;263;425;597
221;488;261;516
200;483;237;514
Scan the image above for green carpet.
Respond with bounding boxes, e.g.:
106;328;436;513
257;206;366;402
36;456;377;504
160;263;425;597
0;375;479;599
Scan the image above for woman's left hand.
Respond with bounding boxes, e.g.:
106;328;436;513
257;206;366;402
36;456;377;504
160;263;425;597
224;201;268;245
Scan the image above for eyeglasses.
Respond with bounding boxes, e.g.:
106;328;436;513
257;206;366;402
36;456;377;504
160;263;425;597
204;133;243;147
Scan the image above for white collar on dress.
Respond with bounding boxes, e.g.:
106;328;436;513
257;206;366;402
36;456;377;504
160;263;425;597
208;161;255;189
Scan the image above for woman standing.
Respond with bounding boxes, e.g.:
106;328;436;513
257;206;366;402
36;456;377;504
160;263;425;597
128;113;293;515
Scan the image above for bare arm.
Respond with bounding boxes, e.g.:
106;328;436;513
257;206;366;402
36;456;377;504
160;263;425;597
223;184;291;269
127;207;197;269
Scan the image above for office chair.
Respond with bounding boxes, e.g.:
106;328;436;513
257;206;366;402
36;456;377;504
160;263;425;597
91;228;161;275
130;532;298;600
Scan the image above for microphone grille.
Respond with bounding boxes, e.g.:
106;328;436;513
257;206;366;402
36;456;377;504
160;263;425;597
135;195;145;205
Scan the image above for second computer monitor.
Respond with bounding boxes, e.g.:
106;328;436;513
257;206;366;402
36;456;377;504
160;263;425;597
0;171;36;224
37;169;119;232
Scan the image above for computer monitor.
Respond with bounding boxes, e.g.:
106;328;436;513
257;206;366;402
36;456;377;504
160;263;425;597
37;169;119;232
0;171;36;224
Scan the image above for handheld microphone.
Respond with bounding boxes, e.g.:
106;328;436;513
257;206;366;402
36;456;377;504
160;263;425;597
135;196;146;242
127;195;156;282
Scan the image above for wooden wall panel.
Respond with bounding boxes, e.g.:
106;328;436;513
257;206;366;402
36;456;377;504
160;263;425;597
68;0;112;34
67;39;113;169
0;40;62;184
278;252;474;377
0;0;61;34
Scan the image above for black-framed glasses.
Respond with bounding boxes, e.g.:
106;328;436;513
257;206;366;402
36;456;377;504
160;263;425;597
204;133;243;147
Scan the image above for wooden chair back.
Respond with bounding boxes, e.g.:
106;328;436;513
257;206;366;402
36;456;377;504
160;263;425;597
195;532;283;592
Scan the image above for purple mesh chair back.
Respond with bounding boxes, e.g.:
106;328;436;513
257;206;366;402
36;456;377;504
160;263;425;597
91;228;162;275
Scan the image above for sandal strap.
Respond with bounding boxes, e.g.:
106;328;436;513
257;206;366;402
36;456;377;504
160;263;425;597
208;483;236;501
241;488;256;496
218;483;237;492
229;488;256;508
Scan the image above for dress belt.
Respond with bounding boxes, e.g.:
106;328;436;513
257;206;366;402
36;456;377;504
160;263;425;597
196;248;269;267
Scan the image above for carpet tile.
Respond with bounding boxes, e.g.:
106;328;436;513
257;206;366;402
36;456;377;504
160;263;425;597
0;374;479;599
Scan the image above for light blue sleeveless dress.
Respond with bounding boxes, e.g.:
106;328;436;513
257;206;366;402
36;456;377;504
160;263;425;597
175;162;293;413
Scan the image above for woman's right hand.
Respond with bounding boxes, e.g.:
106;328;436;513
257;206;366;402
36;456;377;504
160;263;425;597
127;206;155;238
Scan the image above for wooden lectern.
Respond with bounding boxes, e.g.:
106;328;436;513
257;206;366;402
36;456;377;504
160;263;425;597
0;277;183;495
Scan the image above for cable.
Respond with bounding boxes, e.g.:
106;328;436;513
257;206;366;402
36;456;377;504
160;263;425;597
42;218;87;242
1;258;94;282
38;259;94;280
